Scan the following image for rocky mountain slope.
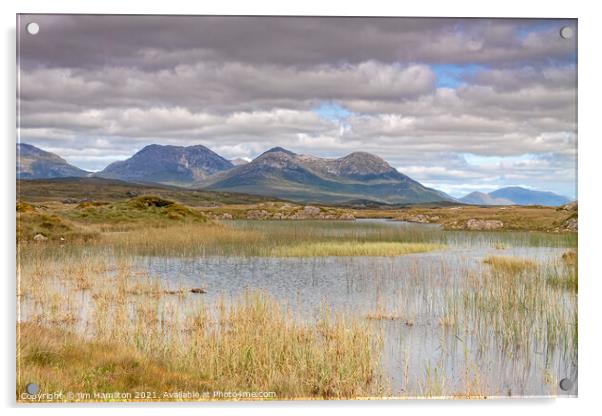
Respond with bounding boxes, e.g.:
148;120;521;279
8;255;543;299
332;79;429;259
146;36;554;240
96;144;234;186
203;147;454;204
17;143;89;179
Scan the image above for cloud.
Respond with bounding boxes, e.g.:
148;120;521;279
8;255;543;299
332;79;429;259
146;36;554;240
20;61;436;114
18;16;576;70
17;15;577;198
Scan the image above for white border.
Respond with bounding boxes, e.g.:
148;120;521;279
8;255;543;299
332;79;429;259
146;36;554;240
3;1;601;415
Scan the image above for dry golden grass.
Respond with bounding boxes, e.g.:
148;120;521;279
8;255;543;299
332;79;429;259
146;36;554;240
17;253;384;401
270;242;444;257
102;223;266;257
562;249;577;266
548;250;578;292
17;323;208;400
482;256;538;275
17;205;98;243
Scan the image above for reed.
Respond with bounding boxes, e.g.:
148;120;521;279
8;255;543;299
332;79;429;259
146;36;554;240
17;253;384;400
459;255;577;363
270;242;444;257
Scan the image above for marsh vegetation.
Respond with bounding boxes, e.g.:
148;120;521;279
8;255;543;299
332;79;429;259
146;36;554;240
17;196;577;401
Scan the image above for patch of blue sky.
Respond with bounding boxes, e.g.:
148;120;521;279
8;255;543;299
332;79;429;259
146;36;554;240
312;102;353;122
516;21;577;65
565;50;578;64
515;20;568;40
431;63;485;89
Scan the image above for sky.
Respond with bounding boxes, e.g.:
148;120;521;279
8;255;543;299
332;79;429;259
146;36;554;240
17;15;577;198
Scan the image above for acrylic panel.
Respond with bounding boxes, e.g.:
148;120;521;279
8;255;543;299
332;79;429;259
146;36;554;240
16;15;578;402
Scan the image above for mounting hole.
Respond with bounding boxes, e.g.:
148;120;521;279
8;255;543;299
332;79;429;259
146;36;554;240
560;26;573;40
559;378;573;391
25;383;39;394
26;22;40;35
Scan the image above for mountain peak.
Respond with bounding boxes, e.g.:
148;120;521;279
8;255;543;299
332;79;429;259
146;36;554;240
459;191;513;206
139;143;210;152
260;147;297;157
463;191;495;199
97;143;233;185
496;186;526;192
336;152;395;176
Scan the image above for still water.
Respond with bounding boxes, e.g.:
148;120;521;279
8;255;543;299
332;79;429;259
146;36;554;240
135;220;577;397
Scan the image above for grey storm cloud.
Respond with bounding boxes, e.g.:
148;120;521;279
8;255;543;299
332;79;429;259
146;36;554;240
19;15;576;69
17;14;577;198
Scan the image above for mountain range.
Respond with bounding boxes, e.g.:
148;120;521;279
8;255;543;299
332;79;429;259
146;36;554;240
16;143;572;206
459;187;571;207
201;147;453;204
488;187;571;206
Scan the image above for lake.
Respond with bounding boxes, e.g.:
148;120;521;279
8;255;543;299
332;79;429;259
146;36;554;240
130;219;577;397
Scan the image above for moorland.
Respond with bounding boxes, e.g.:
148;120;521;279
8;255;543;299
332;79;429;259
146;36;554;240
17;177;577;400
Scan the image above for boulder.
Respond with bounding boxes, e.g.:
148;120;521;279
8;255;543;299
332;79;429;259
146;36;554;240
339;213;356;220
558;201;578;211
406;214;429;223
246;209;270;220
290;212;307;220
303;206;321;216
465;219;504;230
33;233;48;242
562;217;578;232
221;213;233;220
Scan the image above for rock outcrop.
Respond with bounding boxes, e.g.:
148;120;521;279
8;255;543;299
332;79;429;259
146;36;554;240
465;219;504;230
235;204;355;221
33;233;48;242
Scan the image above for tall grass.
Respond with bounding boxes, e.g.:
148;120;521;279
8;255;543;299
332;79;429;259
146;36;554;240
457;255;577;362
17;255;384;401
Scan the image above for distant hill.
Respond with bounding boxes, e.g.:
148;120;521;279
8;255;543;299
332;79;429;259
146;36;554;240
16;177;279;206
460;187;571;206
17;143;89;179
490;187;571;206
96;144;234;186
459;191;513;205
203;147;455;204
